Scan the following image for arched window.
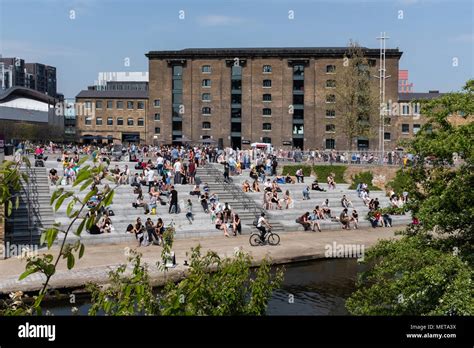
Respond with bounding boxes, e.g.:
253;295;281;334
326;94;336;103
263;65;272;73
262;123;272;131
202;79;211;87
325;139;335;149
263;108;272;116
263;79;272;87
202;65;211;73
202;93;211;101
262;137;272;144
202;122;211;129
202;107;211;115
326;80;336;88
326;124;336;132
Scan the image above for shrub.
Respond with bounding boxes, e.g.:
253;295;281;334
387;169;412;195
349;171;381;190
281;165;312;176
312;165;347;183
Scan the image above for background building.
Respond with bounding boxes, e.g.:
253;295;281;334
146;47;402;150
0;57;60;98
91;72;149;91
75;90;148;144
0;87;63;143
399;70;414;93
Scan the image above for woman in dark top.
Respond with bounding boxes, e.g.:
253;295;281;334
145;218;159;245
232;213;242;236
351;209;359;229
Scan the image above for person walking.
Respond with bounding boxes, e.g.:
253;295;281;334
169;185;179;214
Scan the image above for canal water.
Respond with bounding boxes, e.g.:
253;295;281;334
43;258;364;315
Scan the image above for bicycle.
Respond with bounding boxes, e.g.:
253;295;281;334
249;228;280;246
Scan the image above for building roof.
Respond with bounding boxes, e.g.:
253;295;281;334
0;86;58;104
76;90;148;99
398;92;444;102
146;47;403;59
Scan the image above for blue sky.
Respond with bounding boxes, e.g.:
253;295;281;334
1;0;472;97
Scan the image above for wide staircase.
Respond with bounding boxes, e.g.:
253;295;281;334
231;168;412;231
52;163;281;245
5;167;55;245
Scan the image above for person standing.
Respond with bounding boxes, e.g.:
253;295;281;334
147;167;155;193
223;161;230;182
169;185;179;214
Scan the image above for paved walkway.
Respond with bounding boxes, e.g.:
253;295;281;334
0;226;403;294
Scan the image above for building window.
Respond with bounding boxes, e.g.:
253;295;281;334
127;118;134;126
402;104;410;115
85;117;92;125
293;125;304;135
263;94;272;102
116;101;123;109
293;65;304;76
231;94;242;104
202;122;211;129
231;108;241;118
154;99;160;107
262;137;271;144
326;94;336;103
202;93;211;101
138;118;144;126
263;65;272;73
107;100;113;109
325;138;335;149
326;65;336;74
326;124;335;132
95;117;102;125
384;132;391;140
384;117;391;125
263;79;272;88
413;124;421;134
107;117;113;126
85;101;92;109
202;79;211;87
262;123;272;131
155;127;160;134
293;95;304;105
202;107;211;115
232;65;242;76
137;101;144;109
202;65;211;73
413;103;421;115
95;100;102;109
326;80;336;88
117;117;123;125
263;108;272;116
154;113;160;121
173;65;183;76
402;124;410;133
326;110;336;118
127;101;134;109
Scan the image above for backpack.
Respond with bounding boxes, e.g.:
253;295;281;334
252;218;258;227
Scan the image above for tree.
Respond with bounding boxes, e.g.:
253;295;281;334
330;41;379;150
346;80;474;315
88;246;284;316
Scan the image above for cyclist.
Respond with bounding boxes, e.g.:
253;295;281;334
256;212;272;242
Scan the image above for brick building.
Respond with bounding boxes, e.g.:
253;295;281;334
75;90;148;144
146;47;402;150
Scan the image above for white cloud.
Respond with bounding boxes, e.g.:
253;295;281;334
452;33;474;43
197;15;245;27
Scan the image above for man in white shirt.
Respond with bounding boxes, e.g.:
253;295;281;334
147;168;155;192
156;154;164;175
173;159;182;185
257;212;272;242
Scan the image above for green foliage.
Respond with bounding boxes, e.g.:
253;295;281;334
281;165;312;176
386;169;413;196
313;165;347;183
346;236;474;315
159;246;284;316
349;171;381;190
0;156;30;224
281;165;348;183
347;80;474;316
88;250;159;316
88;246;284;316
